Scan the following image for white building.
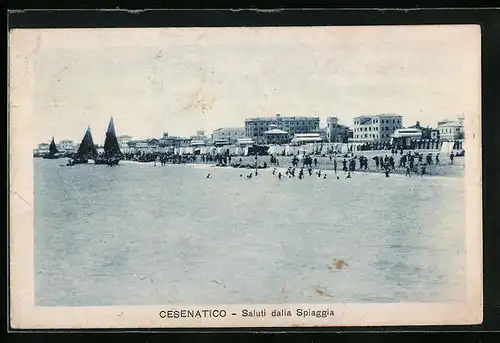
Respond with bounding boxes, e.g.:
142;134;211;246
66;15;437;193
57;140;75;152
212;127;246;145
245;114;320;143
118;135;133;148
290;133;323;145
437;116;464;141
350;114;403;144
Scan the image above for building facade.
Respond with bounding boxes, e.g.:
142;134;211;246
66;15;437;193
349;114;403;144
53;140;75;153
291;133;323;145
212;127;246;145
263;128;290;145
245;114;320;143
325;117;350;143
190;130;209;144
117;135;133;150
437;117;464;141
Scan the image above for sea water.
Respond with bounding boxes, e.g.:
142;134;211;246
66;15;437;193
34;158;465;306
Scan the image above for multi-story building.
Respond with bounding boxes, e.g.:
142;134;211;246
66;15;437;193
245;114;320;143
349;114;403;144
159;132;176;147
437;116;464;141
263;125;290;145
325;117;350;143
57;140;75;152
212;127;246;145
117;135;133;150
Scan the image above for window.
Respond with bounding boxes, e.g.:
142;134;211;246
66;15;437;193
393;119;395;123
386;127;389;131
369;127;372;131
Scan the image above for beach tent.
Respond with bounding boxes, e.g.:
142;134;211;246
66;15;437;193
440;141;455;154
285;145;299;156
268;145;285;155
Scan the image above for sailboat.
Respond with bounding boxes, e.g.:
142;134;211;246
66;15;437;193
42;137;61;159
94;117;122;166
67;127;98;166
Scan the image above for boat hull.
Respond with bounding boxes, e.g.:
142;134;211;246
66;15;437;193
66;158;88;166
94;157;120;166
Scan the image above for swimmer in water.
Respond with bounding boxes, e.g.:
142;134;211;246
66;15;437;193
346;172;351;179
206;173;211;179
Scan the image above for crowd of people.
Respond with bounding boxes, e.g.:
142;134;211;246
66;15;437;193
121;148;458;179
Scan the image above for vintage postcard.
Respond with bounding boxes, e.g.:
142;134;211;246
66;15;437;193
9;25;482;329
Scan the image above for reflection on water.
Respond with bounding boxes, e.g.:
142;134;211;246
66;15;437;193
34;159;465;306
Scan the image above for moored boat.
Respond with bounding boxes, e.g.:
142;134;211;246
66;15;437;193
67;127;98;166
94;116;122;166
42;137;62;159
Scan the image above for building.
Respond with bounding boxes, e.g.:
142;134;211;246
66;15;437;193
190;130;209;144
117;135;133;149
437;116;464;141
407;121;440;140
349;114;403;148
325;117;350;143
236;138;254;147
290;133;323;146
263;127;290;145
34;142;50;156
159;132;176;147
174;137;192;147
245;114;320;143
57;140;75;152
391;128;422;149
212;127;246;145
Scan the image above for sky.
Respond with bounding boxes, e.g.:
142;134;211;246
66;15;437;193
12;25;480;146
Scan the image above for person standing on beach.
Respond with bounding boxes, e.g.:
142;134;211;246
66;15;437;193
450;152;454;165
333;159;338;174
426;153;433;166
420;164;426;177
405;165;411;177
435;154;440;165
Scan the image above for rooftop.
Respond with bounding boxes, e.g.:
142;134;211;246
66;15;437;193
354;114;403;119
294;133;322;138
264;129;289;135
245;115;319;121
213;127;245;131
438;121;463;128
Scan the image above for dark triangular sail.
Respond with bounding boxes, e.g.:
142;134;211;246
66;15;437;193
76;127;98;159
103;117;121;156
49;137;58;155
